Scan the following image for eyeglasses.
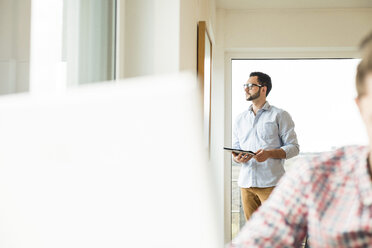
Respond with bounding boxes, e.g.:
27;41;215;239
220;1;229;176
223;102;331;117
243;83;262;90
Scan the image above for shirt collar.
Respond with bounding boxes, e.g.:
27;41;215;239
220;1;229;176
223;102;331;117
248;101;271;112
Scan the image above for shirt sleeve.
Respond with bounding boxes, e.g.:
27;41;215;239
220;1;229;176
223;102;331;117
278;111;299;159
227;166;309;248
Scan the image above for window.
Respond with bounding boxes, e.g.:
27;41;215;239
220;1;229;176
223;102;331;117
231;58;366;238
63;0;117;85
29;0;117;93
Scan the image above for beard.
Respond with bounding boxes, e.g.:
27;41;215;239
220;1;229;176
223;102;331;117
246;90;260;101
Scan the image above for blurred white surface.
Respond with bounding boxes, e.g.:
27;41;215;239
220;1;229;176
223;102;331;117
0;73;220;248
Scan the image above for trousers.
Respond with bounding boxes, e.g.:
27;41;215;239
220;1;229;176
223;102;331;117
240;186;275;220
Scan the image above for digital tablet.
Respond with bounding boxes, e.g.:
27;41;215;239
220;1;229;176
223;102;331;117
223;147;256;156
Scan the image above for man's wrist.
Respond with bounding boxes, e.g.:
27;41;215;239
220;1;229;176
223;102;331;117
266;149;286;159
265;150;272;158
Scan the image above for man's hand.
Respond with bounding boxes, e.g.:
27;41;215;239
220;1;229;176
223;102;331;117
254;149;271;162
232;152;253;163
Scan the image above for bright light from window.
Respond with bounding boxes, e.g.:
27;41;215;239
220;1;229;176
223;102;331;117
232;59;368;153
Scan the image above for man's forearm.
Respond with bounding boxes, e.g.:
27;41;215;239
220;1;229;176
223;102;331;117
267;148;286;159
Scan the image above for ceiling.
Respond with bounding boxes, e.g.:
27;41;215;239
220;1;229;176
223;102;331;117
216;0;372;10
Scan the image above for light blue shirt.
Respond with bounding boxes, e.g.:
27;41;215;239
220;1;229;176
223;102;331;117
233;101;299;188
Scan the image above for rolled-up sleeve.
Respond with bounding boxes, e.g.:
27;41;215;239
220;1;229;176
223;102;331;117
278;111;299;159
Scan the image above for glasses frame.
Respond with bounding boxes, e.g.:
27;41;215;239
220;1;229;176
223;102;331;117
243;83;263;90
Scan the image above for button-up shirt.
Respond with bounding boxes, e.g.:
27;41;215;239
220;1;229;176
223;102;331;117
233;101;299;188
229;146;372;248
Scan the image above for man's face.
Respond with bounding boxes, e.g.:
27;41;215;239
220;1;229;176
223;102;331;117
245;76;263;101
357;73;372;144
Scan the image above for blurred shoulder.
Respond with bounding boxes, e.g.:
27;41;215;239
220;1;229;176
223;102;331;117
311;146;367;172
287;146;368;183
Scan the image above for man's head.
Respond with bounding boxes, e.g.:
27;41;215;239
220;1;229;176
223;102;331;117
356;32;372;144
244;72;272;101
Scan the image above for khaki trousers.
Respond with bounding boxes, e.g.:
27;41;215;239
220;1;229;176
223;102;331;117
241;186;275;220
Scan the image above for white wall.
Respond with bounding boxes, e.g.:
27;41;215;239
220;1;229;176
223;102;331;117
223;8;372;51
0;0;31;95
211;8;230;243
120;0;180;78
179;0;216;72
178;0;227;245
209;6;227;245
118;0;218;78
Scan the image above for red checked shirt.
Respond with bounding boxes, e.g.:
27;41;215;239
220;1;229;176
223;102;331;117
229;146;372;248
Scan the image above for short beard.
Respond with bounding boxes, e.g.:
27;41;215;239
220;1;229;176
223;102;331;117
247;90;260;101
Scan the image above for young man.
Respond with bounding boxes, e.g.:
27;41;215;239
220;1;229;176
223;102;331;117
229;38;372;247
232;72;299;220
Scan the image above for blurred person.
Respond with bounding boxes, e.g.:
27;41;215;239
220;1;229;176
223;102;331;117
360;31;372;57
228;33;372;248
232;72;299;220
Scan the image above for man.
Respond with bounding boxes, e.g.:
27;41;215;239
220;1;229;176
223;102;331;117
232;72;299;220
229;35;372;247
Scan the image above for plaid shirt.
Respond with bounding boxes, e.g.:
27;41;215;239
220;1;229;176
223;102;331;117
229;146;372;248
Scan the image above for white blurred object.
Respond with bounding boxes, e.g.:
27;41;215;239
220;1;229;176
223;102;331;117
0;73;220;248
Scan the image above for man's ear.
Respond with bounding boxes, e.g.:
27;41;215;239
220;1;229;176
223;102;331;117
355;97;362;113
261;86;267;95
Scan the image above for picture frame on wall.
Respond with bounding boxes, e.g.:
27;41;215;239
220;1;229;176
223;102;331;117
197;21;212;152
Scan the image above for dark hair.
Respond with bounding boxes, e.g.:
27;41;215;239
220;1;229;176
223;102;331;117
249;72;272;96
356;31;372;98
359;31;372;50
